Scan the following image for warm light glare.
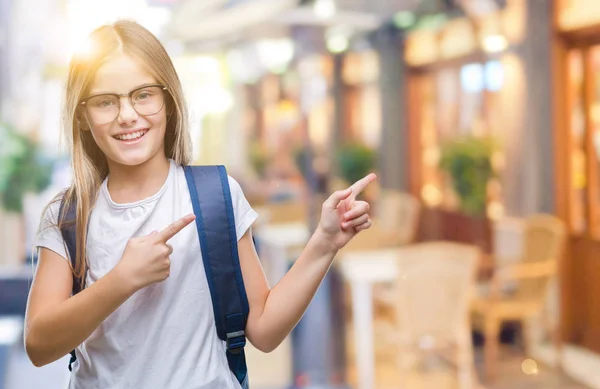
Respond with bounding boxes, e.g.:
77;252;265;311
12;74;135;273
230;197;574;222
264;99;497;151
491;151;505;170
314;0;336;20
487;201;505;220
482;34;508;53
423;147;440;167
66;0;171;63
521;359;538;375
421;184;442;207
73;37;96;59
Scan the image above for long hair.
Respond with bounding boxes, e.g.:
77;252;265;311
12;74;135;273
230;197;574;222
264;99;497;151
55;20;191;286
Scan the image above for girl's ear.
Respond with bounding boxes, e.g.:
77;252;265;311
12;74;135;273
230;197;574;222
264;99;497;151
76;108;91;131
76;118;91;132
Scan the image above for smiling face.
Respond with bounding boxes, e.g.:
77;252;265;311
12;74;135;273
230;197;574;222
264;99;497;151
81;53;169;168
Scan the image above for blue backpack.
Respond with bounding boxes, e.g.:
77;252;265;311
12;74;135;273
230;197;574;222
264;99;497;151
59;165;250;388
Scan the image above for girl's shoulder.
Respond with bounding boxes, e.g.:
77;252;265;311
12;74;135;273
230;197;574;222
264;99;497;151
40;189;69;224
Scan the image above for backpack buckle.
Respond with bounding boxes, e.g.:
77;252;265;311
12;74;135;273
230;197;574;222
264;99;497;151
226;330;246;354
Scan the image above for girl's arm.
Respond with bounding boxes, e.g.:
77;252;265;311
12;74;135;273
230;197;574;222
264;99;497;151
25;215;195;366
241;174;376;352
24;248;137;366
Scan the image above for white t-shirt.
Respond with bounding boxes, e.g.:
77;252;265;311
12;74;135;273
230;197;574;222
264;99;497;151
33;160;258;389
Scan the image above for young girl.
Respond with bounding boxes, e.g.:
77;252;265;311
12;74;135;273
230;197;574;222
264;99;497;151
25;20;375;389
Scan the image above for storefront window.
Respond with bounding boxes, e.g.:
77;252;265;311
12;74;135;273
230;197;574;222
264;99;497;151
416;60;505;216
342;51;381;147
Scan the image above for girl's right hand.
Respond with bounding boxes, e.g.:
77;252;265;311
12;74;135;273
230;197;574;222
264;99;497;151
115;214;196;291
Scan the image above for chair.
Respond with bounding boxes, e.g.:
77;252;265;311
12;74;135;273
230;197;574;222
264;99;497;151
377;242;481;389
470;214;566;380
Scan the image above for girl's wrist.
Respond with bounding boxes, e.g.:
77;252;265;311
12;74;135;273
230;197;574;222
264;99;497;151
311;226;339;257
110;263;141;295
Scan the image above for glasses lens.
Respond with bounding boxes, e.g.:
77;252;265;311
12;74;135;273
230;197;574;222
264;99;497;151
85;86;166;124
86;95;120;124
132;86;165;116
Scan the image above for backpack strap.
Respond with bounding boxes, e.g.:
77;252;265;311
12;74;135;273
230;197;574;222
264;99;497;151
58;195;84;372
183;165;249;388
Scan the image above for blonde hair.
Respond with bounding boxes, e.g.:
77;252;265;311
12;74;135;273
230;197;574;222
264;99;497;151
56;20;191;286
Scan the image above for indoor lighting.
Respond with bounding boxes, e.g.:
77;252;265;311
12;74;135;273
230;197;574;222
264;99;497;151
314;0;336;20
482;34;508;53
257;39;295;74
521;359;538;375
326;35;349;54
326;25;351;54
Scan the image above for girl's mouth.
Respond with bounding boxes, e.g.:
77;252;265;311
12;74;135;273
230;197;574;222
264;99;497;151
113;129;149;143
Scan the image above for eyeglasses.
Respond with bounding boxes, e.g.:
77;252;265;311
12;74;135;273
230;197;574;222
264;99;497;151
80;84;168;125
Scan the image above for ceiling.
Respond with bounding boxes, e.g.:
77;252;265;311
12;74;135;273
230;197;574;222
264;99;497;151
165;0;419;45
333;0;420;16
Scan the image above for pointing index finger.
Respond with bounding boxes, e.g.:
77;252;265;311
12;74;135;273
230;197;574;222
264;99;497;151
157;214;196;242
349;173;377;199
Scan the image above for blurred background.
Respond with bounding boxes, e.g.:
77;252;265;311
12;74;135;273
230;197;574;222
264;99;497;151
1;0;599;388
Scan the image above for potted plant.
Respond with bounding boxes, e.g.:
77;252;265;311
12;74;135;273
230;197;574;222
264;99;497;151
439;135;497;216
249;141;269;179
0;122;54;266
335;142;376;201
293;145;311;181
336;142;376;184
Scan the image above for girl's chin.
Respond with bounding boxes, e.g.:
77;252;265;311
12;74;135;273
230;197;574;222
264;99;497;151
107;149;161;167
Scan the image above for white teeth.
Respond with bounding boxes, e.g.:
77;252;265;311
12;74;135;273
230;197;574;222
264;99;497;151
115;130;146;141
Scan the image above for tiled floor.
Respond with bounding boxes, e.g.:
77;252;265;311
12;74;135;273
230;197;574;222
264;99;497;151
479;354;585;389
342;319;590;389
343;351;589;389
343;343;590;389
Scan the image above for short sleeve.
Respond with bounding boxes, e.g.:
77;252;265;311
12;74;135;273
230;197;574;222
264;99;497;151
32;198;69;262
227;176;258;241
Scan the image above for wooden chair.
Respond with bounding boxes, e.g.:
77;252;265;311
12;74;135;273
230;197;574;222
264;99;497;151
378;242;481;389
470;214;566;380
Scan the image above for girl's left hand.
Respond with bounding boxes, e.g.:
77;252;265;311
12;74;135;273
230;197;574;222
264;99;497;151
317;173;377;251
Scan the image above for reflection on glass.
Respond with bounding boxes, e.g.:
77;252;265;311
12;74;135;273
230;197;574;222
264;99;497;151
569;49;587;233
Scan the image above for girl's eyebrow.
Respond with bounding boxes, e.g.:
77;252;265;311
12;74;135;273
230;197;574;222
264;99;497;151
88;83;159;96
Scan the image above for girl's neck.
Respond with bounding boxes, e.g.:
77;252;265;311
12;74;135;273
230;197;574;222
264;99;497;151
106;154;171;204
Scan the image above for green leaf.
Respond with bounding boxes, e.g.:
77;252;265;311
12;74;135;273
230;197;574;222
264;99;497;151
439;135;497;216
0;122;56;213
336;143;376;185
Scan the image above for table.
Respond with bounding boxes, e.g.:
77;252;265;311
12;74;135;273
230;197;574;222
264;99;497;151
338;249;400;389
253;222;310;284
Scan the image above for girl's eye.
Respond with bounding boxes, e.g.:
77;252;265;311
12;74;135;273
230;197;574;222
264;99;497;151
95;99;116;108
135;91;152;101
